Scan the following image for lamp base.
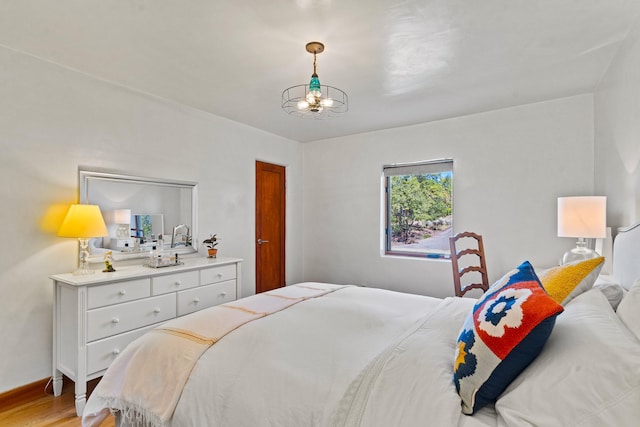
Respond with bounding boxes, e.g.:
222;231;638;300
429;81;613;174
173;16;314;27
562;240;600;265
72;267;96;275
73;237;95;275
116;224;130;239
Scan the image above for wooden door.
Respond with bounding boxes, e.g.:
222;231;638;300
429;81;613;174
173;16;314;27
255;161;286;293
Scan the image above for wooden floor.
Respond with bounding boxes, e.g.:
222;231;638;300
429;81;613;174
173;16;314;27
0;378;115;427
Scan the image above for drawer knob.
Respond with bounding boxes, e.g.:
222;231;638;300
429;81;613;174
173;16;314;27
216;273;223;278
112;349;120;355
118;290;126;296
175;281;182;286
153;308;161;314
219;292;227;297
193;298;200;304
111;317;120;324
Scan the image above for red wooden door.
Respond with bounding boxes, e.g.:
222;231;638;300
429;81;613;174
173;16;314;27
255;161;286;293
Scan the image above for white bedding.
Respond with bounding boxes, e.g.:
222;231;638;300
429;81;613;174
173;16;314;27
84;274;640;427
85;284;488;427
170;285;478;427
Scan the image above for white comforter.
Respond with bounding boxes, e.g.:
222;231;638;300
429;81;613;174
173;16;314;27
165;284;479;427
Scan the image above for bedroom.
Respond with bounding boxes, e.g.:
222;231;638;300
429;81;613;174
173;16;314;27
1;0;639;424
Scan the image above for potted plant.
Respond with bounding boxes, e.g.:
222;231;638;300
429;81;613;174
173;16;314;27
202;234;219;258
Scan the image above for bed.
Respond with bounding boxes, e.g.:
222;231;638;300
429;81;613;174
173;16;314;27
82;224;640;427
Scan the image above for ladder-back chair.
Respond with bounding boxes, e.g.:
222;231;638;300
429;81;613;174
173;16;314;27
449;231;490;297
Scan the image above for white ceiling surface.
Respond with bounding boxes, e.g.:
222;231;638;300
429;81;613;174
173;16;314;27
1;1;639;143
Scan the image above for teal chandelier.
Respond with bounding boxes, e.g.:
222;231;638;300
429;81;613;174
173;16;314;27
281;41;348;118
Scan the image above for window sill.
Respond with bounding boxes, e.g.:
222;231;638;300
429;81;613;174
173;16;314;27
382;252;451;262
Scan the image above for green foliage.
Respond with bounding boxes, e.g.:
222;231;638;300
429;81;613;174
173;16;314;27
139;215;153;239
389;173;452;243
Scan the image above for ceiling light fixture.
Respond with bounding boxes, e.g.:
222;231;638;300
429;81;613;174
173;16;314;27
281;41;348;118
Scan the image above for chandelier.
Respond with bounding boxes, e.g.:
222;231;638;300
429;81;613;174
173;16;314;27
281;41;348;118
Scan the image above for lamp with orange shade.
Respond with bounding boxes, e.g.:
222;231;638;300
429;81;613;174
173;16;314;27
58;204;108;275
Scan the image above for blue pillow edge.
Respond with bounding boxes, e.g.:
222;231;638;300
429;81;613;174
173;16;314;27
469;314;559;413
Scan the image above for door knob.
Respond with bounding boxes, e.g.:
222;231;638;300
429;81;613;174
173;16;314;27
257;239;270;245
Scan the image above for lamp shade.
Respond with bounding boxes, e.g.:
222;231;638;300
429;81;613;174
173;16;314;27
557;196;606;238
58;204;108;238
113;209;131;224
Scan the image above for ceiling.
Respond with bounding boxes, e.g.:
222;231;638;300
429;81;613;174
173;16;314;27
1;1;639;143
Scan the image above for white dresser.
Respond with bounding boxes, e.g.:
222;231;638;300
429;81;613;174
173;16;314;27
51;256;242;416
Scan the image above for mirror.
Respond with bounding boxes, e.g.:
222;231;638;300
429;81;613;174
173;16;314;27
80;169;198;261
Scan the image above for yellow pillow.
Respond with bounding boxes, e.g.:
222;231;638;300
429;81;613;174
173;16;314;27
538;257;604;305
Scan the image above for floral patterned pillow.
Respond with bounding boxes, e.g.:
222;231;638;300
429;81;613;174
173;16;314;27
453;261;564;414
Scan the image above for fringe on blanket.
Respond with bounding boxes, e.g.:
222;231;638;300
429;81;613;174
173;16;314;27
105;397;166;427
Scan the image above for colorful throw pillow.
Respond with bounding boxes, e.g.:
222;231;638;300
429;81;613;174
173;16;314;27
538;257;604;305
453;261;564;414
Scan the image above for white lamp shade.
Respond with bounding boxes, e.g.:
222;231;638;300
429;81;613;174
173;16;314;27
113;209;131;224
58;204;108;238
557;196;607;239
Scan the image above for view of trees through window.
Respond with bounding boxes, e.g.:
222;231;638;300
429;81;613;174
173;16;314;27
384;160;453;257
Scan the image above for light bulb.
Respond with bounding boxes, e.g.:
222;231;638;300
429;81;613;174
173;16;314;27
306;92;316;103
320;98;334;107
297;100;309;110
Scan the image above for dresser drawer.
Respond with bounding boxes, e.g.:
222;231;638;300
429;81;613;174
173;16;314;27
177;280;236;316
87;293;176;341
200;264;237;285
87;278;151;309
152;270;199;295
86;324;157;374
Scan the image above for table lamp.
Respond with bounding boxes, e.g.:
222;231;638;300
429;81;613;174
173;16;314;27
557;196;606;264
58;204;108;275
113;209;132;239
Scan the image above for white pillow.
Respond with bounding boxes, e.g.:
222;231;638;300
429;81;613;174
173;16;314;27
495;288;640;427
617;278;640;340
593;274;626;310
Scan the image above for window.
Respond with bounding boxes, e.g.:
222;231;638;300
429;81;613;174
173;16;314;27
383;159;453;258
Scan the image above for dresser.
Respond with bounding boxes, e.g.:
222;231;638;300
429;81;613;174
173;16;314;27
51;256;242;416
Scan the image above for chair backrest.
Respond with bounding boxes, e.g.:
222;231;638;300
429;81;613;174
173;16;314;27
449;231;490;297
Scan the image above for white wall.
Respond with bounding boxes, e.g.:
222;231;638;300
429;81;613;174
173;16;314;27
594;20;640;228
0;47;303;393
303;95;595;298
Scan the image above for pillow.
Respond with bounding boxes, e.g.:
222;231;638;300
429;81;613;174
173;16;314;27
538;257;604;305
496;288;640;426
453;261;564;414
593;275;625;310
617;278;640;340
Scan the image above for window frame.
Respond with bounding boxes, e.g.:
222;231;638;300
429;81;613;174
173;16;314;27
383;159;454;259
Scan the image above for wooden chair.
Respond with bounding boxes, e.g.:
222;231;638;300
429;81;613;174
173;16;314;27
449;231;490;297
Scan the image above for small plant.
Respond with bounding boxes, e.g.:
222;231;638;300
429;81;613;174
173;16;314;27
202;234;219;258
202;234;219;248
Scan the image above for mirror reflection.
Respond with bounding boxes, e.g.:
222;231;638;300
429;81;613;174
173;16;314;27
80;170;198;261
171;224;190;248
131;214;164;242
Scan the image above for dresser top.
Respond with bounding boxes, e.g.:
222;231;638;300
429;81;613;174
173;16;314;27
51;256;242;286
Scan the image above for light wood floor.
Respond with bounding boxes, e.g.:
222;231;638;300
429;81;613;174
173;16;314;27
0;378;115;427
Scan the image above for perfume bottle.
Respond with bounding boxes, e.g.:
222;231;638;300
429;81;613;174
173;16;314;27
149;245;158;267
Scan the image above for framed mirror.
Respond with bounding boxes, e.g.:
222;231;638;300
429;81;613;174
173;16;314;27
79;169;198;261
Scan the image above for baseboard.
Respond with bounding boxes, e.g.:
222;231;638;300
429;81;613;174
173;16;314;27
0;376;72;412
